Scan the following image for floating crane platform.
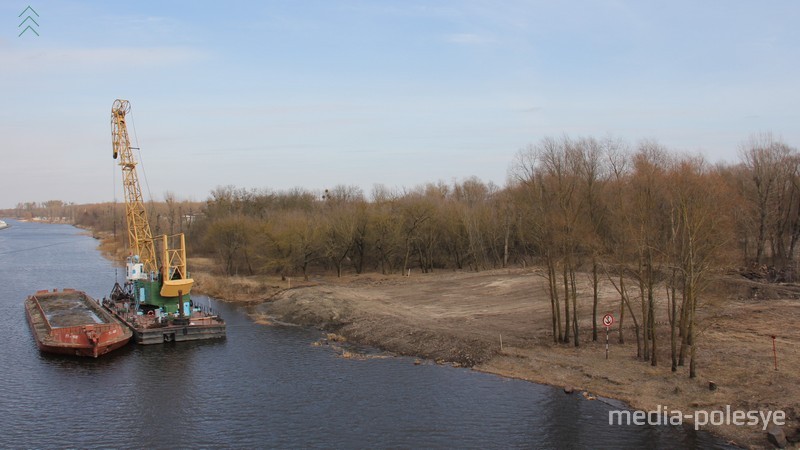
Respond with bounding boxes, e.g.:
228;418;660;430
103;282;226;345
107;98;225;345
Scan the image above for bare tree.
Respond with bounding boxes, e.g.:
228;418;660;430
739;133;793;266
669;157;732;377
629;141;671;365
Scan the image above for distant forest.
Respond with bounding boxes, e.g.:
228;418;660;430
5;132;798;376
7;132;797;280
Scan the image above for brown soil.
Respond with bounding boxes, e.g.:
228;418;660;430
227;268;800;449
38;292;107;327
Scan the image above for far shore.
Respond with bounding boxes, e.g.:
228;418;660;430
192;263;799;449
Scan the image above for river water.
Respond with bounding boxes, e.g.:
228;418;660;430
0;219;729;449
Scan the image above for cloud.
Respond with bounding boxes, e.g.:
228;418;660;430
0;45;207;74
444;33;497;45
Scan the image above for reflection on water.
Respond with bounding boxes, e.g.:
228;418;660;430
0;220;729;448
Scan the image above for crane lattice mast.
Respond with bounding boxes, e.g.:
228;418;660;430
111;99;157;274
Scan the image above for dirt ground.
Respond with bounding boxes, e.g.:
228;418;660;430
194;264;799;449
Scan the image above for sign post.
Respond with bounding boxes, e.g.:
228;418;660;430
772;335;778;371
602;313;614;360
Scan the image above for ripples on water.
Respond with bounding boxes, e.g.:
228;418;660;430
0;220;729;448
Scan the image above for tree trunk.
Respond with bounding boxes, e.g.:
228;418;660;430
503;226;510;268
639;263;649;360
679;273;689;366
622;285;641;358
648;264;657;367
688;299;697;378
237;245;253;276
592;258;599;342
571;265;579;347
562;261;570;344
757;206;767;264
552;261;562;343
687;239;698;378
618;273;626;344
670;269;677;372
402;238;412;275
547;256;560;343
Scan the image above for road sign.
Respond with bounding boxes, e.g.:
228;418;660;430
602;313;614;359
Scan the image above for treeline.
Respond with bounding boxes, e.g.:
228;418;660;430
9;200;80;223
188;133;800;281
5;195;205;243
192;181;517;279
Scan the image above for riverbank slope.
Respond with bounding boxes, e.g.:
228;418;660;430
232;268;799;449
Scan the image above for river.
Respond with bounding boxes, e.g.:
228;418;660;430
0;219;729;448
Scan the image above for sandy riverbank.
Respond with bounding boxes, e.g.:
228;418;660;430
196;266;800;449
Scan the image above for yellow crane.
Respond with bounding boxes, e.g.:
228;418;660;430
111;99;193;313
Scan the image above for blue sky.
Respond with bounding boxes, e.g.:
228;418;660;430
1;1;798;208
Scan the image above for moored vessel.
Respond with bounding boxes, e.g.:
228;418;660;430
103;281;226;345
24;288;132;357
106;99;226;345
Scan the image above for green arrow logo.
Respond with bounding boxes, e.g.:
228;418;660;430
18;5;40;37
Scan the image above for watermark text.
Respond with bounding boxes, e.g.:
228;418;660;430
609;405;785;431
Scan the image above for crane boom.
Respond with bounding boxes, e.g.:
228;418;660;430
111;99;193;311
111;99;157;274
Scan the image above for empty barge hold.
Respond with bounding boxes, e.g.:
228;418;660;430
103;282;226;345
24;289;133;358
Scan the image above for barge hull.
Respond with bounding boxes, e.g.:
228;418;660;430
131;322;227;345
103;295;226;345
24;289;132;358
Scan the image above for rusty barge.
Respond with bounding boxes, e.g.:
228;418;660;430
24;289;132;358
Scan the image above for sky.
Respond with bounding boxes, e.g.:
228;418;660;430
1;0;799;208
